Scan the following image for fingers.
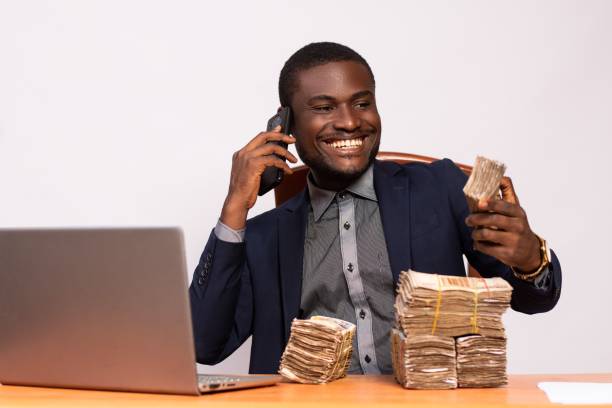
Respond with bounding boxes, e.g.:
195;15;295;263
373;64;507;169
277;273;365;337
471;227;514;246
500;177;520;205
254;155;294;175
250;142;298;163
472;240;512;263
477;198;524;218
244;126;296;152
466;212;524;232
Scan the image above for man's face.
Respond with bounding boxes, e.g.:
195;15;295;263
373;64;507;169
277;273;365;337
290;61;381;188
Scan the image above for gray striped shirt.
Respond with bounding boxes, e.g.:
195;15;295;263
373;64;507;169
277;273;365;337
301;165;395;374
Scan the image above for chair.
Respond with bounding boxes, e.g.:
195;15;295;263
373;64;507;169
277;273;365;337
273;152;513;278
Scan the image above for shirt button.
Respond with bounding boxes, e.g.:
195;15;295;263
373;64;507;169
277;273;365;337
347;263;354;272
344;221;351;230
365;355;371;363
359;309;366;319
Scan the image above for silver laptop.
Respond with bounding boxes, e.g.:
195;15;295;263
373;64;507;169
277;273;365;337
0;228;279;395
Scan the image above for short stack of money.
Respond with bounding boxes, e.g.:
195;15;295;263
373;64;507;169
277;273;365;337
278;315;356;384
395;270;512;338
463;156;507;212
456;335;507;387
392;270;513;389
391;329;457;389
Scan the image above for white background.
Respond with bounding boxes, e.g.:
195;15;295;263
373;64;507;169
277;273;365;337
1;0;611;374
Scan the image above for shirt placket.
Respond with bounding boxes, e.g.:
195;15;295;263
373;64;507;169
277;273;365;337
337;192;381;374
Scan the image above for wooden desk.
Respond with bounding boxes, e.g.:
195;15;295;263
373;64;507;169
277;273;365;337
0;374;610;407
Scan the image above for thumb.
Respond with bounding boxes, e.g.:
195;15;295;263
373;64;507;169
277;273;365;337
500;176;520;206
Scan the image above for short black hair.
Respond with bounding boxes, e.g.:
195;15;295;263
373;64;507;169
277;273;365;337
278;42;375;107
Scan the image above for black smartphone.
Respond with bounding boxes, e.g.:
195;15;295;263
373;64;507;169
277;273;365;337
258;107;292;196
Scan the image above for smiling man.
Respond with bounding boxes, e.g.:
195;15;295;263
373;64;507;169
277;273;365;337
189;42;562;374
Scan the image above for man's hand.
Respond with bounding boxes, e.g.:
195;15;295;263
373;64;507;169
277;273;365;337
220;126;298;230
465;179;541;272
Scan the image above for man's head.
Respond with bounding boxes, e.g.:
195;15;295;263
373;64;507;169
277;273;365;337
279;42;381;190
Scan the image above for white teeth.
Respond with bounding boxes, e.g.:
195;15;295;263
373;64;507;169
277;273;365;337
327;138;364;149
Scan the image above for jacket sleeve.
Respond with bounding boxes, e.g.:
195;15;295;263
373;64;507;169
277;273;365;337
189;229;254;364
435;158;562;314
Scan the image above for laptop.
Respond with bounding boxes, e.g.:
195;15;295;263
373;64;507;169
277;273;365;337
0;228;279;395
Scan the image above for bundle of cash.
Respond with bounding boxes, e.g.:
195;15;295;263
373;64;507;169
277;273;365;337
278;316;355;384
463;156;507;212
456;335;507;387
391;329;457;389
394;270;513;338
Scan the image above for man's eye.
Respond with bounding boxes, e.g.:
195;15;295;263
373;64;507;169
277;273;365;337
313;105;334;112
355;101;371;109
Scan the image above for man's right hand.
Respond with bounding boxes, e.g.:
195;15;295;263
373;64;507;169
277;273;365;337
220;126;298;230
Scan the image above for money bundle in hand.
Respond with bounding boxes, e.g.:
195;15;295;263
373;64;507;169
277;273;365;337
278;316;355;384
394;270;512;338
456;335;507;387
391;329;457;389
463;156;507;212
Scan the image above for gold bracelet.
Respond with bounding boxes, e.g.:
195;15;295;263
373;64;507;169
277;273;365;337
511;234;550;281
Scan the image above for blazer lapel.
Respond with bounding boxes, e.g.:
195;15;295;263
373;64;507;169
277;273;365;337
374;160;412;285
277;190;309;343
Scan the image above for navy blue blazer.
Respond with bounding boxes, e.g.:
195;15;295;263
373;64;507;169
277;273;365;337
189;159;562;374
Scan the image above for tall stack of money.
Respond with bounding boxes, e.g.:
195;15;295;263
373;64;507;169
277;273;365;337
278;316;355;384
456;335;507;387
392;270;513;389
463;156;507;212
394;270;512;338
391;329;457;389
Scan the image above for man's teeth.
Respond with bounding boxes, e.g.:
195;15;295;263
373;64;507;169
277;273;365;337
327;138;364;149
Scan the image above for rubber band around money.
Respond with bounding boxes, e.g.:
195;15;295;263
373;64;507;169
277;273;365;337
431;275;443;335
471;291;479;334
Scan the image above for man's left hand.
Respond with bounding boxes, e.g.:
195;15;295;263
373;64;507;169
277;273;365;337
465;197;541;272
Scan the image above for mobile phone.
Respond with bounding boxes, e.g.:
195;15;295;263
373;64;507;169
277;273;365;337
258;107;292;196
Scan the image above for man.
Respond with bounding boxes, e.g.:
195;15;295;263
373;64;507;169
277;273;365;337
189;42;561;375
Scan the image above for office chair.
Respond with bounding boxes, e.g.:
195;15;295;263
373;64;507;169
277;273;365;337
274;152;515;278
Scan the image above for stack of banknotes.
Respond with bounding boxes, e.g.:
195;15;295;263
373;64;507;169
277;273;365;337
463;156;507;212
456;335;508;387
394;270;513;338
278;316;356;384
392;270;513;389
391;329;457;389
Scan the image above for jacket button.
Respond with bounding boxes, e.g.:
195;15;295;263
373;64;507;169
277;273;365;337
197;277;204;285
347;263;354;272
359;309;366;319
206;253;212;262
364;355;371;363
344;221;351;230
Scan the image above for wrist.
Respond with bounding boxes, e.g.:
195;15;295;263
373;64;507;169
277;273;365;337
516;234;542;272
512;234;550;281
220;195;248;230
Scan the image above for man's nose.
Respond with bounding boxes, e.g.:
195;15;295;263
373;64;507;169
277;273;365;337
333;104;361;132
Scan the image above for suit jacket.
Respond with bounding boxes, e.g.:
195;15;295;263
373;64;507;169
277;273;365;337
189;159;562;374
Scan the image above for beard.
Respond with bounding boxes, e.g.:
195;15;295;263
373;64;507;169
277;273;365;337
295;137;380;189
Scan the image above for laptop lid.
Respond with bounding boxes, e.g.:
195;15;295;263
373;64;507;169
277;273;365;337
0;228;200;395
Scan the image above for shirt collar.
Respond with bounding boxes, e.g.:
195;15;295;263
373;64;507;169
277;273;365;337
307;164;378;222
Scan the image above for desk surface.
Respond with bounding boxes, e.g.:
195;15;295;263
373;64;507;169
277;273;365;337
1;374;611;408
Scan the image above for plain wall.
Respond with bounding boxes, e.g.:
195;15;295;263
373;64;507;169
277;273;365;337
1;0;611;374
